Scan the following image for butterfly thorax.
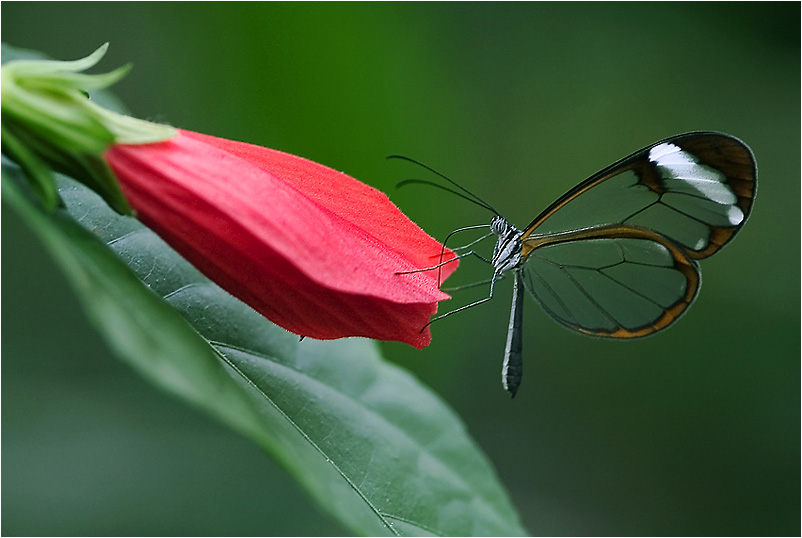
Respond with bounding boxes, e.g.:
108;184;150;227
490;215;524;273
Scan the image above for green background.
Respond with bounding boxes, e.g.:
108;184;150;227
3;3;799;535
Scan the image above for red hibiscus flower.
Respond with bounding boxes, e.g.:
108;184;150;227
2;44;457;347
105;130;457;348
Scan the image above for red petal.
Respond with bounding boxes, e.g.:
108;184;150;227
181;130;457;281
105;130;457;348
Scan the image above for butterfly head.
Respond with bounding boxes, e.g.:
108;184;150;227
490;215;511;236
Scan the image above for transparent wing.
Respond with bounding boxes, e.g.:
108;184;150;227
521;132;757;259
521;225;700;337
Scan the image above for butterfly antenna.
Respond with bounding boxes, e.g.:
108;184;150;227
396;179;496;212
388;154;501;216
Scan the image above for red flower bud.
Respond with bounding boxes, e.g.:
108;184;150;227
105;129;456;348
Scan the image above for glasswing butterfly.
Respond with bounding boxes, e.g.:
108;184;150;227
393;132;757;397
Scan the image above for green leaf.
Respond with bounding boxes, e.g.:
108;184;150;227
2;164;526;535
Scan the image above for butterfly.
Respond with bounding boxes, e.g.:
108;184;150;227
393;132;757;397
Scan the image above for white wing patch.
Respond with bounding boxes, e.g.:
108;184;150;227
649;143;744;226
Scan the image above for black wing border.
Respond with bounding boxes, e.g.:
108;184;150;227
520;131;757;260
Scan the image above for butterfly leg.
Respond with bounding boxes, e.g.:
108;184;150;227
421;269;502;331
450;231;495;252
395;250;473;275
442;272;506;292
395;248;494;275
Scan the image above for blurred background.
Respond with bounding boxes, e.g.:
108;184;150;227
2;3;798;535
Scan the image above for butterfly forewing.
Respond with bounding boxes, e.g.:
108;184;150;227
522;133;756;258
518;132;755;338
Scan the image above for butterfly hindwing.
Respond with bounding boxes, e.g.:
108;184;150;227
521;225;699;337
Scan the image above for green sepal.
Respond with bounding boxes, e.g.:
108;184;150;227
0;122;59;210
1;43;176;214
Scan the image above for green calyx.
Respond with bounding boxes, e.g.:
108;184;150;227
1;43;177;213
